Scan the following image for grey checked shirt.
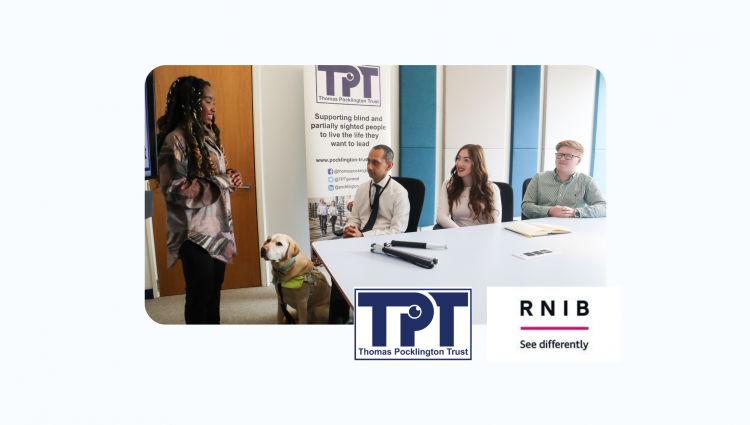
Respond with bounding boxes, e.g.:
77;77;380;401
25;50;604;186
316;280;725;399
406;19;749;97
521;170;606;218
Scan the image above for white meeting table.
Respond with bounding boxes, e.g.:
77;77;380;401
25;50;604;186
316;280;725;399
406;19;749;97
312;217;606;324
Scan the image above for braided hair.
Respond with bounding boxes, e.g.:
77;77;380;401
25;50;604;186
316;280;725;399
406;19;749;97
156;76;224;181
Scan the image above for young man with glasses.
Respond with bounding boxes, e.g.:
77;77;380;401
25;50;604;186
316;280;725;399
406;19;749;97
521;140;606;218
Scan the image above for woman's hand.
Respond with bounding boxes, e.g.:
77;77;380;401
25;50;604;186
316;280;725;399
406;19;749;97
227;169;243;188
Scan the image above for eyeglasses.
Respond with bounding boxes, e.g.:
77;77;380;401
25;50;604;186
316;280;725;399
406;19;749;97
555;153;580;160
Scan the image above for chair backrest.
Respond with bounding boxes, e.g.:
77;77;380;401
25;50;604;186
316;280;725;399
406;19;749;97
392;176;425;233
492;182;514;223
521;178;533;220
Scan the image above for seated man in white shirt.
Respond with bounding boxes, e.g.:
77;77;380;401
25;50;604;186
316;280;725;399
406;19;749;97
343;145;410;238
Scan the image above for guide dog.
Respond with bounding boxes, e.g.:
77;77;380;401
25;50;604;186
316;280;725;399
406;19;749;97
261;234;331;324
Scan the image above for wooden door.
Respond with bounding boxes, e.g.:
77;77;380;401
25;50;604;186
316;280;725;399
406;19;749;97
149;66;260;296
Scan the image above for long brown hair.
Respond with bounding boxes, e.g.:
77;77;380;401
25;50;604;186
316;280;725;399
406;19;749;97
447;144;498;223
156;76;224;182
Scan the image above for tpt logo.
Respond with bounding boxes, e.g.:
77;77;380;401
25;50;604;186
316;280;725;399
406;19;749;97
315;65;381;107
354;289;472;360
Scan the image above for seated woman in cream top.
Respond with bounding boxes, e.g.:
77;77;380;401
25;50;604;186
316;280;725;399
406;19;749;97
436;144;501;228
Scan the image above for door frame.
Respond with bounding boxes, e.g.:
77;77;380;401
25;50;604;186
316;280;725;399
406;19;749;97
251;66;271;287
145;182;161;298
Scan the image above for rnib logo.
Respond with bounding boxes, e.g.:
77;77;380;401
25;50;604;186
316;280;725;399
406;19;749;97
355;289;472;360
327;168;333;175
328;185;334;191
328;177;334;183
315;65;381;107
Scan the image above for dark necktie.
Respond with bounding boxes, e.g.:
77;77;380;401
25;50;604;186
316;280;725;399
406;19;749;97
361;185;382;233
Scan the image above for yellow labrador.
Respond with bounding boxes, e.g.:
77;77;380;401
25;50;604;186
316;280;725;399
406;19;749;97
261;234;331;324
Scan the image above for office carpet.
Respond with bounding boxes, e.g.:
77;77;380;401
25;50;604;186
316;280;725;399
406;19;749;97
145;286;281;325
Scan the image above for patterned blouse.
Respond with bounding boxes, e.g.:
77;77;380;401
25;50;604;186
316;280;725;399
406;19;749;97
158;128;236;269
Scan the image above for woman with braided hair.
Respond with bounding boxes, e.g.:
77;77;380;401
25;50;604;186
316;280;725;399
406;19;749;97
157;76;243;324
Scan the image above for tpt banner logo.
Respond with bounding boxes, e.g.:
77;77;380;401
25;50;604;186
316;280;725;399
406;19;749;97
354;288;472;360
315;65;381;107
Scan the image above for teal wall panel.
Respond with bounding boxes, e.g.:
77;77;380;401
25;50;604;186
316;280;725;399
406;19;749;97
510;65;541;217
400;66;437;226
591;70;606;195
401;147;436;226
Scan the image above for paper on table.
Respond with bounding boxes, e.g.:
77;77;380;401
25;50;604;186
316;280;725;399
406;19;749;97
512;249;560;260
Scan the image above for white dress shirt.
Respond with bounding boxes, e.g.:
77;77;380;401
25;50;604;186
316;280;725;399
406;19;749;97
436;180;501;228
317;203;328;216
327;205;338;216
346;175;410;236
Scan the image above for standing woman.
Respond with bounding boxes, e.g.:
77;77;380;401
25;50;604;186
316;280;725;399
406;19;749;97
328;200;338;234
436;144;501;228
156;76;242;324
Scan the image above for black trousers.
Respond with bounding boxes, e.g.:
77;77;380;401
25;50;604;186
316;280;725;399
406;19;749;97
179;241;225;324
330;215;337;232
319;215;328;234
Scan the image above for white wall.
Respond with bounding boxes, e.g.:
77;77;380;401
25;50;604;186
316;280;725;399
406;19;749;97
443;66;512;184
253;66;311;284
541;65;598;173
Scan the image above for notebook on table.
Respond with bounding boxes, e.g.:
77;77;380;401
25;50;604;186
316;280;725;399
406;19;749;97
504;222;571;238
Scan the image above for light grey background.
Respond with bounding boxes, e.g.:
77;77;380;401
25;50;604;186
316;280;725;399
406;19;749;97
3;1;748;424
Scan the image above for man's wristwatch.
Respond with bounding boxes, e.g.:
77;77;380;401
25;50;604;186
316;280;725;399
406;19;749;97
574;210;581;218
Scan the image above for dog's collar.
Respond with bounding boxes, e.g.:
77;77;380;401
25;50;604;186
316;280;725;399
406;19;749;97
272;256;297;285
275;256;297;274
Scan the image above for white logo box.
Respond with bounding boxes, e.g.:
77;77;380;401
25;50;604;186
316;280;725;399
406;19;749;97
487;287;621;363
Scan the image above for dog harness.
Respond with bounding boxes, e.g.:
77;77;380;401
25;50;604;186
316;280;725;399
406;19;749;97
272;256;328;325
272;257;326;291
